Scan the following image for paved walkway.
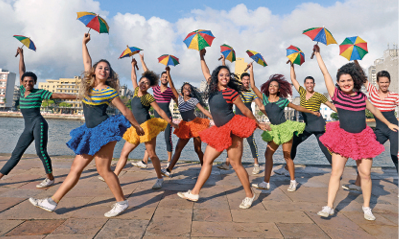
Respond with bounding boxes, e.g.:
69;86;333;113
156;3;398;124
0;153;397;238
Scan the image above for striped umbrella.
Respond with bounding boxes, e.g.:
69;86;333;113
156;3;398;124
220;44;236;63
183;29;215;51
13;35;36;57
339;36;368;61
119;46;142;59
286;45;305;66
158;54;180;67
77;12;109;34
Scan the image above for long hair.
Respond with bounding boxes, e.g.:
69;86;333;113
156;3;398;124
79;59;120;103
336;62;367;91
181;82;206;107
260;74;292;98
203;65;246;100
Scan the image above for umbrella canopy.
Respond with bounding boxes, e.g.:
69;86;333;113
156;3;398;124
77;12;109;34
246;50;267;67
13;35;36;51
183;29;215;51
220;44;236;62
286;45;305;66
158;54;180;67
119;46;142;59
302;27;337;45
339;36;368;61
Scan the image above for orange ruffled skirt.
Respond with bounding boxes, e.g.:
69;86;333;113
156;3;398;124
123;118;167;145
199;115;257;152
174;117;210;139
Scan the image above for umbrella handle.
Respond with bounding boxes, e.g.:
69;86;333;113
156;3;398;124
87;28;91;34
310;42;319;59
135;64;139;70
218;56;223;61
244;60;255;72
286;60;291;64
15;44;24;57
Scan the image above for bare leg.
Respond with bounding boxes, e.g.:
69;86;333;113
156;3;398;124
356;158;373;207
142;150;149;164
253;157;259;165
282;139;295;181
264;141;279;183
145;138;162;179
47;173;54;180
327;153;348;208
354;174;361;186
0;173;4;179
193;137;204;165
225;158;230;166
167;151;172;163
114;141;138;176
168;138;190;171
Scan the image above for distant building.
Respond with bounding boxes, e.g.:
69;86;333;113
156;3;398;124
199;80;207;92
0;69;16;109
319;103;334;121
234;57;248;79
12;85;20;110
119;85;133;99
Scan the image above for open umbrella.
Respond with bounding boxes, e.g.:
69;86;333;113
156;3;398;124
158;54;180;67
286;45;305;66
183;29;215;51
244;50;267;71
119;46;142;70
77;12;109;34
339;36;368;61
303;27;337;58
13;35;36;57
219;44;236;63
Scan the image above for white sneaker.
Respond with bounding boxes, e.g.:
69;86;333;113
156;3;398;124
177;190;199;202
252;164;260;175
152;178;164;189
252;181;270;190
166;162;170;168
273;166;290;177
287;181;299;192
132;161;148;168
161;169;171;177
342;184;361;191
29;197;57;212
36;178;54;188
217;162;230;170
104;200;129;217
317;206;334;217
362;206;376;221
239;190;256;209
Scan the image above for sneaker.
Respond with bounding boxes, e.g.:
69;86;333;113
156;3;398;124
177;190;199;202
36;178;54;188
152;178;164;189
28;197;57;212
104;200;129;217
132;161;148;168
239;190;256;209
362;206;376;221
273;166;290;177
317;206;334;217
161;168;171;177
252;164;260;175
252;181;270;190
342;184;361;191
217;162;230;170
166;162;170;168
287;181;299;192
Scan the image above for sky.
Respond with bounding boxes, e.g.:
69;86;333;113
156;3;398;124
0;0;398;95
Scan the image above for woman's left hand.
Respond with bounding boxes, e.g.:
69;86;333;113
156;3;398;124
388;123;399;132
259;123;271;131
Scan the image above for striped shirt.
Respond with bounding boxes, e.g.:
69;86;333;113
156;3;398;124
178;95;199;112
298;86;328;111
367;82;399;112
240;89;258;103
133;87;155;106
19;85;52;109
153;85;174;103
222;88;239;103
332;88;366;111
82;87;118;106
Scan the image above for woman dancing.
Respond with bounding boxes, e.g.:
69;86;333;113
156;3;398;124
0;47;77;188
161;67;212;177
177;49;269;209
29;33;144;217
314;45;398;220
248;63;321;192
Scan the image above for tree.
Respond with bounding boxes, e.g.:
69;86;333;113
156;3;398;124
59;102;72;107
365;109;374;119
330;112;339;121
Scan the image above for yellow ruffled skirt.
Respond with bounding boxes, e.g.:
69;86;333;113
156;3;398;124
123;118;168;145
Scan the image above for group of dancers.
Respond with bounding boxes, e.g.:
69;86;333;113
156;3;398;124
0;33;398;220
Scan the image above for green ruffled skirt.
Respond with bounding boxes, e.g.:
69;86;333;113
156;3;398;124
261;120;305;145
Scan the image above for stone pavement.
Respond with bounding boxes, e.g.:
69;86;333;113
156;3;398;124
0;153;397;239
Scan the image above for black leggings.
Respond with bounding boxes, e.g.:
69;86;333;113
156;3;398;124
1;117;52;175
246;132;259;159
291;131;332;164
375;128;398;172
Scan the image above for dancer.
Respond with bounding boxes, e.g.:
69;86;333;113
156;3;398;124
248;63;321;192
274;63;337;176
132;53;176;169
0;47;78;188
29;33;144;217
313;45;398;220
110;57;178;190
161;67;212;177
177;49;269;209
342;69;399;191
218;55;265;175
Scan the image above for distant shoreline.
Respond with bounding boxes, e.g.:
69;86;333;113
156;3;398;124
0;112;84;121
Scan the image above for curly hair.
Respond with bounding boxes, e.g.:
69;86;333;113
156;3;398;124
79;59;120;103
336;62;367;91
21;72;38;84
140;71;159;87
203;65;246;100
181;82;206;107
260;74;292;98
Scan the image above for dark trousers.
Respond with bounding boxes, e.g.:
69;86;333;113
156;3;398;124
290;130;332;164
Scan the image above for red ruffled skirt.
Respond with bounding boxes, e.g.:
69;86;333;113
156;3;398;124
174;117;210;139
320;121;384;160
199;115;257;152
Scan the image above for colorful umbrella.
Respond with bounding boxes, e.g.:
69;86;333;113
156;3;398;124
246;50;267;67
13;35;36;57
183;29;215;51
286;45;305;66
339;36;368;61
77;12;109;34
158;54;180;67
219;44;236;63
119;46;142;59
302;27;337;46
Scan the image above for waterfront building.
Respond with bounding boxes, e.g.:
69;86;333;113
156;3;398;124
12;85;20;110
319;103;334;121
119;85;133;99
0;69;16;110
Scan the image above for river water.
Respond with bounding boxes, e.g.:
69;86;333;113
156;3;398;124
0;117;394;167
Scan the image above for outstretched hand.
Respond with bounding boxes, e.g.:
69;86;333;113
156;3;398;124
131;58;139;70
83;33;91;44
165;66;170;73
15;47;23;57
313;44;320;54
200;49;206;58
139;52;144;60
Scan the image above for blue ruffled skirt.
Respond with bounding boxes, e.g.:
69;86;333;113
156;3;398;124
66;115;131;156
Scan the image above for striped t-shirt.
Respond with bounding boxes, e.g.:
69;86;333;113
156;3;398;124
332;88;366;111
19;85;52;109
178;95;199;112
367;82;399;112
240;89;258;103
153;85;174;103
82;87;119;106
299;86;328;111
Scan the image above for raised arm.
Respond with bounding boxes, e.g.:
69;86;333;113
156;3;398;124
289;63;300;92
112;97;144;136
314;44;335;98
131;58;139;89
234;97;270;131
151;101;179;128
220;54;226;66
17;47;25;83
196;103;212;119
366;100;399;132
248;63;262;99
139;53;148;72
165;66;179;99
288;102;321;117
199;49;212;83
82;33;92;72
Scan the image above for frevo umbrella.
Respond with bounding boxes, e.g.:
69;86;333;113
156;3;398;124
13;35;36;57
219;44;236;63
77;12;109;34
183;29;215;51
244;50;267;71
303;26;337;58
158;54;180;67
339;36;368;61
119;46;142;70
286;45;305;66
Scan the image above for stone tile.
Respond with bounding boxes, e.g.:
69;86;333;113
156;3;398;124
193;208;232;222
0;189;43;198
194;194;230;210
5;219;65;236
264;201;324;212
231;210;313;223
357;224;398;239
0;197;26;212
0;219;24;236
143;236;190;239
51;218;107;236
1;236;45;239
45;234;91;239
379;211;399;225
158;198;194;209
276;223;329;238
95;219;148;239
145;208;192;237
342;211;397;227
